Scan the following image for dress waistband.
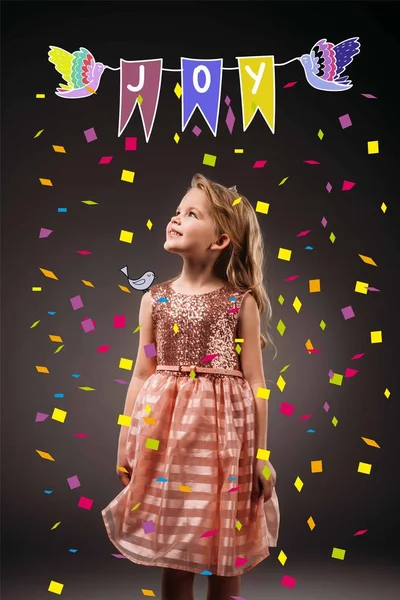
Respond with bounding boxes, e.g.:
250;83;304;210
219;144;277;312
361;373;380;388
156;364;244;378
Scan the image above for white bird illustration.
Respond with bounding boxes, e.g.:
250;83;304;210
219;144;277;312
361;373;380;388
120;266;158;294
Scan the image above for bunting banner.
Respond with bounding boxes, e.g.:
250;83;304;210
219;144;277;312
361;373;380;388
48;37;361;143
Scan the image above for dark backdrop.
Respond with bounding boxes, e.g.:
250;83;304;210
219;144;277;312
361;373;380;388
2;1;400;599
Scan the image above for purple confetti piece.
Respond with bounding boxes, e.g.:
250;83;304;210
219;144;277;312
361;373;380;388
111;553;128;559
39;228;53;238
81;318;95;333
361;93;377;99
143;520;156;534
323;402;330;412
192;125;202;136
83;127;97;143
70;295;84;310
341;305;355;320
226;106;235;134
321;217;327;228
326;182;332;193
144;343;157;358
35;412;49;422
67;475;81;490
339;114;352;129
224;95;231;106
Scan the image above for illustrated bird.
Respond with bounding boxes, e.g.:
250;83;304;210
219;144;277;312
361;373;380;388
48;46;106;98
120;267;158;294
297;37;361;91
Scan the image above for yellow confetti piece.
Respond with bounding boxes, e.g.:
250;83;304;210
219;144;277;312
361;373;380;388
255;201;269;214
234;337;244;343
119;284;131;293
317;129;324;140
320;320;326;330
121;169;135;183
232;197;242;206
53;145;66;153
133;325;142;334
278;176;289;186
174;133;180;143
329;232;336;243
307;517;316;531
118;414;132;427
203;153;217;167
276;319;286;336
130;502;141;511
256;448;271;461
146;219;153;230
235;343;242;355
381;202;387;213
278;549;288;564
311;460;323;473
173;323;180;334
370;330;382;343
331;416;338;426
32;287;42;292
358;462;372;475
293;296;302;313
332;547;346;560
234;148;244;153
384;388;390;399
36;365;50;374
117;465;129;474
279;364;290;373
49;335;63;342
143;416;156;425
358;253;378;267
119;357;133;370
276;375;286;392
174;82;182;98
329;372;343;386
235;520;242;531
278;294;284;305
278;248;292;261
361;436;381;448
54;345;64;354
178;485;192;493
309;279;320;293
367;140;379;154
78;386;95;391
81;200;98;205
145;404;152;414
120;230;134;243
141;589;156;597
39;178;53;186
81;279;95;287
36;449;55;461
30;320;41;329
256;387;270;400
52;408;67;423
355;280;369;294
146;438;160;451
137;94;143;105
294;476;304;492
36;93;46;99
262;464;272;480
48;580;64;595
34;129;44;138
40;268;58;280
50;521;62;531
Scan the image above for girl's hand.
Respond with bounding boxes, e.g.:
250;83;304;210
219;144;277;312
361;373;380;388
116;448;132;487
251;459;276;503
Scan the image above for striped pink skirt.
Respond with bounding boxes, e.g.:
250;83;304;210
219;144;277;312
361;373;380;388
101;366;280;576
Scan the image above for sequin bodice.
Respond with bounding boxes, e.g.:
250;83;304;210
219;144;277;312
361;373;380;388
149;278;253;371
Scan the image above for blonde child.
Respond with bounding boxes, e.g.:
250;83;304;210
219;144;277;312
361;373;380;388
102;173;280;600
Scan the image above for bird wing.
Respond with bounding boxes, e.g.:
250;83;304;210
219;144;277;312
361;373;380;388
332;37;361;79
48;46;95;90
310;39;337;81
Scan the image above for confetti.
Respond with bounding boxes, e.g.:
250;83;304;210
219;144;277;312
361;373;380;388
283;81;297;88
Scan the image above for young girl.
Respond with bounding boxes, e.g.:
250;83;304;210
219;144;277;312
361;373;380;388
102;173;280;600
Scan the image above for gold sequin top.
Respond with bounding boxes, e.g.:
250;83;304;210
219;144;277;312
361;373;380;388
148;278;253;376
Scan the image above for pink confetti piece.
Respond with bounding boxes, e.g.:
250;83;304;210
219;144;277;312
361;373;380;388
228;306;239;315
192;125;202;136
283;81;297;88
307;348;322;354
70;295;84;310
76;250;92;255
304;160;320;164
361;93;377;99
97;345;111;353
341;305;355;320
125;137;137;150
143;520;156;534
113;379;129;385
339;113;352;129
224;95;231;106
39;228;53;238
342;180;356;191
282;574;297;589
285;275;299;282
299;414;313;421
280;402;295;416
144;343;157;358
83;127;97;143
112;553;128;559
78;496;93;510
200;529;219;538
253;160;267;168
99;156;113;164
231;597;246;600
297;229;311;237
200;353;218;363
234;556;248;567
326;182;332;193
227;486;240;493
67;475;81;490
81;318;95;333
353;529;368;536
321;217;328;227
35;412;49;422
323;402;330;412
114;315;126;328
345;368;358;378
226;106;235;134
73;433;90;438
351;353;365;360
367;286;380;292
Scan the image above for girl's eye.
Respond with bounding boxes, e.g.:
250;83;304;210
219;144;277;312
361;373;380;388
176;211;196;217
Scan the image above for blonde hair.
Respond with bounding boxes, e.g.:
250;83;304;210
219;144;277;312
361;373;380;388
181;173;277;358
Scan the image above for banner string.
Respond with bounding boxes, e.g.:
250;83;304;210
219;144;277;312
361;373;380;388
103;58;298;72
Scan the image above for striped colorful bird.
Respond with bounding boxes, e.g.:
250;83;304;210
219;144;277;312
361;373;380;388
297;37;361;91
48;46;106;98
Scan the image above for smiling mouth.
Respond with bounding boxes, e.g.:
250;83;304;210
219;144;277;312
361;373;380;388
168;231;182;237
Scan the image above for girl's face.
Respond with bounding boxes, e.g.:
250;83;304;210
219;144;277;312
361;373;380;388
165;188;218;255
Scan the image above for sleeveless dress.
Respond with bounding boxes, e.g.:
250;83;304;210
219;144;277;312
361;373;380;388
101;278;280;576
